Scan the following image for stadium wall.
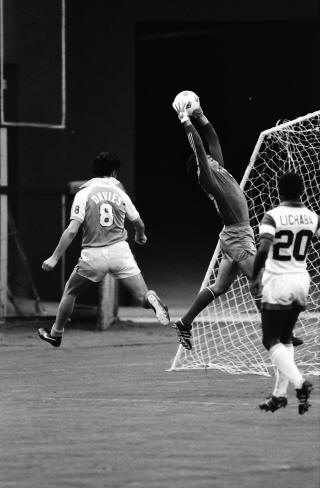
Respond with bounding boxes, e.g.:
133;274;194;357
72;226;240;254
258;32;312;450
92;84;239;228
3;0;319;303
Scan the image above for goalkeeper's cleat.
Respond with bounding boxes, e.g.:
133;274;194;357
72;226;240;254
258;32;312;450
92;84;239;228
38;328;62;348
172;319;192;350
291;334;304;347
259;395;288;413
296;380;313;415
146;291;170;326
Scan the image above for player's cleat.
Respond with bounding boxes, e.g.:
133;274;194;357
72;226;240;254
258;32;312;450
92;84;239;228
38;328;62;348
291;335;303;347
146;291;170;326
172;319;192;350
259;395;288;413
296;380;313;415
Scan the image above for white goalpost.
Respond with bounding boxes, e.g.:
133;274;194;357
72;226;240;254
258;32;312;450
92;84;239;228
170;110;320;376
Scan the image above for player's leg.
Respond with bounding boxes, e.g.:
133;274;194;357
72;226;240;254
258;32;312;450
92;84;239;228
238;254;303;344
38;270;91;347
281;307;313;414
109;241;170;325
270;311;298;400
119;273;170;325
259;308;291;412
260;274;312;413
268;309;301;407
236;254;262;311
181;258;238;326
172;259;238;349
38;247;106;347
262;309;310;407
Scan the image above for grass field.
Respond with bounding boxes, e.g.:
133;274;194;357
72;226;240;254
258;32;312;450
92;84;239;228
0;319;319;488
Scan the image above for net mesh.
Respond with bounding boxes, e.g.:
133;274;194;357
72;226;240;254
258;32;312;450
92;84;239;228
170;110;320;376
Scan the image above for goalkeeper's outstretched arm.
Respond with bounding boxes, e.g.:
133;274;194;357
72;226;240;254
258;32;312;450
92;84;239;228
184;120;219;195
173;103;222;203
193;111;224;167
172;99;222;196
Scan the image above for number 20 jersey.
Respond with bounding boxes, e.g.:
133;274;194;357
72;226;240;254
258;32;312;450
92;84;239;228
259;202;320;274
70;177;140;247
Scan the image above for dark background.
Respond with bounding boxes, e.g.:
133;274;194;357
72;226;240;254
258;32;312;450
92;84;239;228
2;0;320;306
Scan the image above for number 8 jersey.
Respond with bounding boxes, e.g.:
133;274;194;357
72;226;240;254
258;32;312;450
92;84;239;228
70;177;140;247
259;202;320;274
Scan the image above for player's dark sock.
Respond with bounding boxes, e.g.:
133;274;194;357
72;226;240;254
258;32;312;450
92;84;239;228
296;380;313;415
181;287;216;325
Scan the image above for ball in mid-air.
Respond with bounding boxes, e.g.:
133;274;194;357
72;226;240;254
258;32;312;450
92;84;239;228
173;90;200;115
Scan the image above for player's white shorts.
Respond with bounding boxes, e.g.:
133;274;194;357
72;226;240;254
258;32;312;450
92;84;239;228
75;240;141;282
261;271;310;310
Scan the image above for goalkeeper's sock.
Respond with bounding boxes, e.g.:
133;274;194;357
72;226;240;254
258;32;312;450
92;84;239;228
272;344;293;397
270;343;303;390
181;287;216;326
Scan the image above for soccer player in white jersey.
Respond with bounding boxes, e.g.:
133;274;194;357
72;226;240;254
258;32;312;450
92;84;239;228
250;172;319;414
38;152;170;347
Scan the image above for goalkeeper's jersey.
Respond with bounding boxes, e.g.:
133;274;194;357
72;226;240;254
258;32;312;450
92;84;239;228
185;123;249;226
70;177;140;247
259;201;320;274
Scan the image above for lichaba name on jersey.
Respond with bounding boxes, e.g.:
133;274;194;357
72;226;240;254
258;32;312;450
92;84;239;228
259;202;320;274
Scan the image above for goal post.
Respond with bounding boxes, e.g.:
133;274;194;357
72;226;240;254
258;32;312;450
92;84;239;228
170;110;320;376
0;127;8;321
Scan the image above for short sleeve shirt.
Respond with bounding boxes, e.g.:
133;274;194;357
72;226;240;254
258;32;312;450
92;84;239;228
70;177;140;247
259;202;320;274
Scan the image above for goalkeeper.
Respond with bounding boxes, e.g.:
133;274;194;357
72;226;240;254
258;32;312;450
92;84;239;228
171;95;302;350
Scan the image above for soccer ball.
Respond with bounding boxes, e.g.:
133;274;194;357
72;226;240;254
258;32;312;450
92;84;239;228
173;90;200;115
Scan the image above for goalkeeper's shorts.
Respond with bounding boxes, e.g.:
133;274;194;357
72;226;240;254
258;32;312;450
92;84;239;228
261;271;310;310
219;223;256;263
75;241;141;282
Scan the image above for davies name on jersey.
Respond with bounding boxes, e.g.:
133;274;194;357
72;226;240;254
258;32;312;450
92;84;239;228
90;191;123;206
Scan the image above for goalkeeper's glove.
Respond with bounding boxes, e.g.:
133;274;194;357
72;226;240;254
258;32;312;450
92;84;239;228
191;106;204;119
172;100;190;124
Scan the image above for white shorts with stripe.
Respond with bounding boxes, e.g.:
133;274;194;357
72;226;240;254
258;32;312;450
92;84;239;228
261;271;310;310
75;241;141;282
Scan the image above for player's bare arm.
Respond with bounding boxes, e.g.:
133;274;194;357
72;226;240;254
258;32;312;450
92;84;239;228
42;219;81;271
250;235;272;296
132;217;147;245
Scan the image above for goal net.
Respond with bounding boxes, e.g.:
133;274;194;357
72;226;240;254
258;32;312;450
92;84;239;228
170;110;320;376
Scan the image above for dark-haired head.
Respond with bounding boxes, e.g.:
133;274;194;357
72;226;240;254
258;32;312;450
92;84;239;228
278;172;304;201
93;151;121;177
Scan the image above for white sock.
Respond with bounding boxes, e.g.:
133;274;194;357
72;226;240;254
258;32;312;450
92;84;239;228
270;343;303;390
273;344;294;397
50;324;64;337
